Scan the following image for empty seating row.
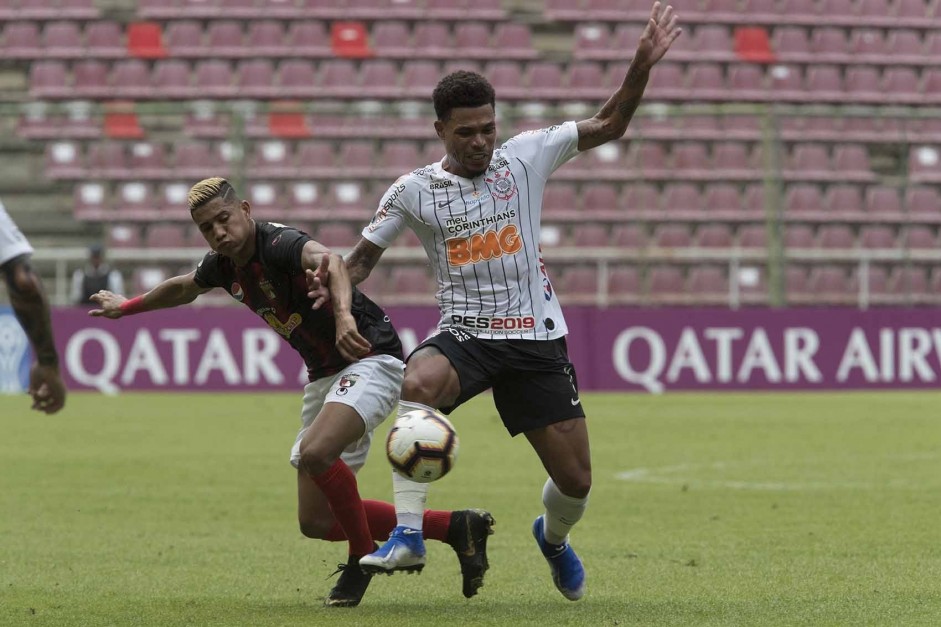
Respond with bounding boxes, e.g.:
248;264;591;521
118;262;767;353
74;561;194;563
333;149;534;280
547;0;939;29
0;0;97;21
577;23;941;66
29;59;941;103
19;106;941;146
2;20;534;60
44;138;890;184
68;178;941;226
137;0;505;20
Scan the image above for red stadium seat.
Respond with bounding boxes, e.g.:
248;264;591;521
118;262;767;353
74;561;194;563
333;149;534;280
373;21;413;56
671;142;710;179
4;22;42;59
402;60;441;96
145;224;187;248
865;185;902;215
361;60;403;98
194;60;236;99
825;184;864;216
316;224;359;248
811;27;848;59
804;65;844;100
607;266;642;303
738;224;768;248
494;23;535;57
88;142;130;179
73;60;111;99
647;265;686;302
889;266;930;298
785;184;825;215
296;141;336;175
42;22;83;58
810;266;855;303
127;22;167;58
331;21;372;58
127;141;168;177
687;266;729;300
582;184;619;214
249;140;293;178
662;183;704;215
623;183;660;214
734;26;774;63
174;142;226;179
774;26;810;55
543;183;578;218
572;224;610;247
885;29;921;57
704;183;743;214
107;224;143;249
237;60;276;98
906;186;941;213
612;225;647;249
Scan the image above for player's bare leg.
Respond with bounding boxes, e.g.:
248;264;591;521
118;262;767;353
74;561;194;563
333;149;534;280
525;418;591;600
297;404;378;607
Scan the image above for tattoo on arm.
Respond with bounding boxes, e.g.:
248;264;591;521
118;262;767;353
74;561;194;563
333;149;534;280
2;255;59;367
345;240;384;286
579;65;650;149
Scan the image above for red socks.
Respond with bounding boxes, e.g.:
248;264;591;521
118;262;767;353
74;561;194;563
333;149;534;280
324;500;452;543
310;459;374;557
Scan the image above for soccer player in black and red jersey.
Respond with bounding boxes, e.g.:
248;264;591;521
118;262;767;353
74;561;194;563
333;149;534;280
89;177;494;607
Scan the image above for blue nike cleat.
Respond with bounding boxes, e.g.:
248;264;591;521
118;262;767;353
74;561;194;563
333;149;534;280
532;515;586;601
359;525;426;575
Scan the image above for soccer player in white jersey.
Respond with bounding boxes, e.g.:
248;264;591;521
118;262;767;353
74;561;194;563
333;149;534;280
0;200;66;414
346;2;681;600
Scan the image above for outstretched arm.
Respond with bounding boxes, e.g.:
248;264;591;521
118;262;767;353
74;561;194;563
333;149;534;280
89;271;209;318
1;254;66;414
576;1;681;152
344;238;386;286
301;241;372;362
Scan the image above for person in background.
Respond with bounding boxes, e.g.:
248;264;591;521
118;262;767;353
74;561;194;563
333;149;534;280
71;243;124;306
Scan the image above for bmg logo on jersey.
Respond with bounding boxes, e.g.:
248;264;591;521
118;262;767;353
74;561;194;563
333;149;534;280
446;224;522;266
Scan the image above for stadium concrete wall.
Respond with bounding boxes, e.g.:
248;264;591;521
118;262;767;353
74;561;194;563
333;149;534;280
1;306;938;395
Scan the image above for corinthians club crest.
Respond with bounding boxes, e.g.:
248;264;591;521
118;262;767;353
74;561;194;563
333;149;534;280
335;373;361;395
486;168;517;201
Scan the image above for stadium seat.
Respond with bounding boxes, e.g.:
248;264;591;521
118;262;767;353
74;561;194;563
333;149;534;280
647;265;686;303
494;23;535;57
906;186;941;213
526;62;566;99
817;225;855;249
688;266;729;301
811;27;849;60
671;142;710;179
4;22;43;59
543;183;579;219
403;60;441;96
885;29;921;58
389;267;435;301
784;225;816;249
623;183;660;214
712;142;754;179
380;143;421;171
45;141;84;179
645;62;685;100
833;144;874;180
194;60;237;99
296;140;335;175
697;224;734;247
881;67;920;101
152;60;194;99
373;21;413;57
116;182;159;218
727;64;766;98
738;224;768;248
788;144;831;179
653;224;693;247
889;266;930;299
206;21;245;57
484;61;524;98
237;60;277;98
288;21;331;57
42;22;83;58
774;26;810;56
662;183;705;215
810;266;855;303
902;225;937;249
785;265;810;301
627;142;668;177
607;266;642;304
72;60;110;99
572;224;610;247
611;225;647;249
128;141;168;178
908;146;941;183
582;184;620;214
106;224;143;249
864;185;902;215
361;60;403;98
165;21;205;57
145;224;187;248
704;183;743;215
413;22;451;53
126;22;167;58
825;184;864;217
805;65;844;100
111;59;152;99
248;20;288;57
331;21;373;58
174;142;226;179
280;59;321;98
316;223;359;248
859;225;896;249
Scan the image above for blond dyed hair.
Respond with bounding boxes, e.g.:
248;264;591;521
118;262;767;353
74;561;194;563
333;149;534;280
188;177;236;212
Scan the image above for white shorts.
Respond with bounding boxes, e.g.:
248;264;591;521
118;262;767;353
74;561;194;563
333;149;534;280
290;353;404;472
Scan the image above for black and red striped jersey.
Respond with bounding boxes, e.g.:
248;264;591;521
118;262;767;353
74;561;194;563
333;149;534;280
194;221;403;381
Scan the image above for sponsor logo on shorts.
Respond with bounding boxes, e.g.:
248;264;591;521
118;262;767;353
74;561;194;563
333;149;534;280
336;372;361;396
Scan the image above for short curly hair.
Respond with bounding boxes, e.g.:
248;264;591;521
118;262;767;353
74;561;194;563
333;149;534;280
432;71;496;122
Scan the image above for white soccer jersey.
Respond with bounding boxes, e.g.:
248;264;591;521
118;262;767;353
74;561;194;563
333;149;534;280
0;200;34;267
363;121;580;340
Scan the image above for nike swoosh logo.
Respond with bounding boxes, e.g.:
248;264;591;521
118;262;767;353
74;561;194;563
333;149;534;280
570;398;580;406
437;200;453;208
402;528;420;535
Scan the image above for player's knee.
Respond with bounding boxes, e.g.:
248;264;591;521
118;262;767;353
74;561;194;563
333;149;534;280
556;470;592;499
401;371;444;406
298;442;337;478
298;517;332;539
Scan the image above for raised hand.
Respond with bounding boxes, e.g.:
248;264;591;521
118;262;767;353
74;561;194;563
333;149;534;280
634;2;682;70
88;290;127;318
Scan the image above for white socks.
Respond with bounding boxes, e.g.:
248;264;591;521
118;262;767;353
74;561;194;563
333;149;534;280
541;478;589;545
392;400;432;530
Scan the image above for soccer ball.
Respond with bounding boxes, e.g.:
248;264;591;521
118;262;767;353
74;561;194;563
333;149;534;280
386;408;460;483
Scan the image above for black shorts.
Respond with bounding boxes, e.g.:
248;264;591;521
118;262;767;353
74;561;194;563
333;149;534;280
412;327;585;436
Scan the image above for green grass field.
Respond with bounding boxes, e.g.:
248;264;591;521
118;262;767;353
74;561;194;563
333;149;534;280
2;391;940;626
